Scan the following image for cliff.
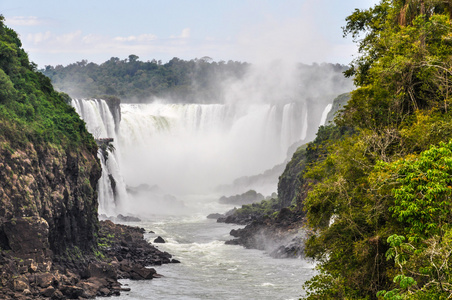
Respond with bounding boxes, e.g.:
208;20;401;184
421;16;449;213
0;14;101;296
277;145;308;208
0;17;180;299
0;140;101;257
0;14;101;260
324;92;350;125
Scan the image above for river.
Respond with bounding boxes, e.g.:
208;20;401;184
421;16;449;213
111;213;315;300
73;99;319;299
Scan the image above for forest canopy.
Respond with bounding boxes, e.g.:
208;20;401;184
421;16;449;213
301;0;452;299
0;15;95;150
41;56;350;103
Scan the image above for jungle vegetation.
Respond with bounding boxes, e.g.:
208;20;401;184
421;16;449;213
41;56;349;103
0;15;96;150
41;56;249;102
302;0;452;299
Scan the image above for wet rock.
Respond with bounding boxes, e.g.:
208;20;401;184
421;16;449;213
207;213;224;219
153;236;165;243
60;285;84;298
130;266;156;280
81;277;109;297
3;217;52;263
224;207;307;258
116;214;142;222
13;279;29;292
35;272;56;288
23;288;32;296
0;219;177;299
225;239;240;245
218;212;261;225
99;287;111;296
51;289;64;299
171;259;181;263
85;262;117;280
40;286;56;297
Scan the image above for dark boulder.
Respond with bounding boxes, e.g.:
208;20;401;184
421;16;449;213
153;236;166;243
116;214;142;222
130;266;156;280
206;213;224;219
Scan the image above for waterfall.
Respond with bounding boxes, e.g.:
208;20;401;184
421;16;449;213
319;103;333;127
71;99;127;215
117;102;313;195
72;99;332;215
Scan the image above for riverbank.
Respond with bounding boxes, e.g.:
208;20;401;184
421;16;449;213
0;220;176;299
110;215;315;300
219;206;307;258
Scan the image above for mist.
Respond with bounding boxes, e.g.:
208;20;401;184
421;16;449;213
114;62;352;201
58;0;357;217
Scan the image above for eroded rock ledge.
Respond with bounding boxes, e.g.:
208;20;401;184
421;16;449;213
0;220;177;299
224;207;307;258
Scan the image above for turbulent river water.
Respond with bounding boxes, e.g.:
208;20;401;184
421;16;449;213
73;99;323;299
107;197;316;300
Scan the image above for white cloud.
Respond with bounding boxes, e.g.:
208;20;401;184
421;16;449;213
170;28;191;39
27;31;52;44
180;28;190;39
56;30;82;45
22;28;233;66
114;33;157;43
6;16;45;26
82;34;104;44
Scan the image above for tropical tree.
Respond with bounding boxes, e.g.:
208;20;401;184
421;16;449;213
302;1;452;299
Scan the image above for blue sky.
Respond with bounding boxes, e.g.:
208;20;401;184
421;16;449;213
1;0;378;67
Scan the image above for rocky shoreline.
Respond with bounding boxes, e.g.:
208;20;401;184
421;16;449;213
220;207;307;258
0;220;177;299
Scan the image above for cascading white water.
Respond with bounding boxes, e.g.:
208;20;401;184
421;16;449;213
319;103;333;127
117;102;308;196
72;98;333;216
71;99;128;215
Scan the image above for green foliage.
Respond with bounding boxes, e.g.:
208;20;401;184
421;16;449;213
340;3;452;131
372;143;452;299
0;15;96;151
42;56;250;102
41;56;351;103
377;274;416;300
233;197;281;219
389;141;452;242
302;1;452;299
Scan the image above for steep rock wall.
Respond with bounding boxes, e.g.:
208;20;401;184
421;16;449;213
0;137;101;259
277;145;308;208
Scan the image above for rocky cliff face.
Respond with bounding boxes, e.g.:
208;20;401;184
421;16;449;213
277;145;308;208
0;137;101;261
0;18;176;298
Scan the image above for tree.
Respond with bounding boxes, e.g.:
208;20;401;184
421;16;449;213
377;141;452;299
128;54;139;62
302;1;452;299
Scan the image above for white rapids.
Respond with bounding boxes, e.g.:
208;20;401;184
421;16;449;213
72;98;331;299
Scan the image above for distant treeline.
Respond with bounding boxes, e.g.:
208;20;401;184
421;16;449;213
41;56;249;103
40;55;350;103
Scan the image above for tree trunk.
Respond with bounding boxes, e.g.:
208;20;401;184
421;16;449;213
420;0;426;48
